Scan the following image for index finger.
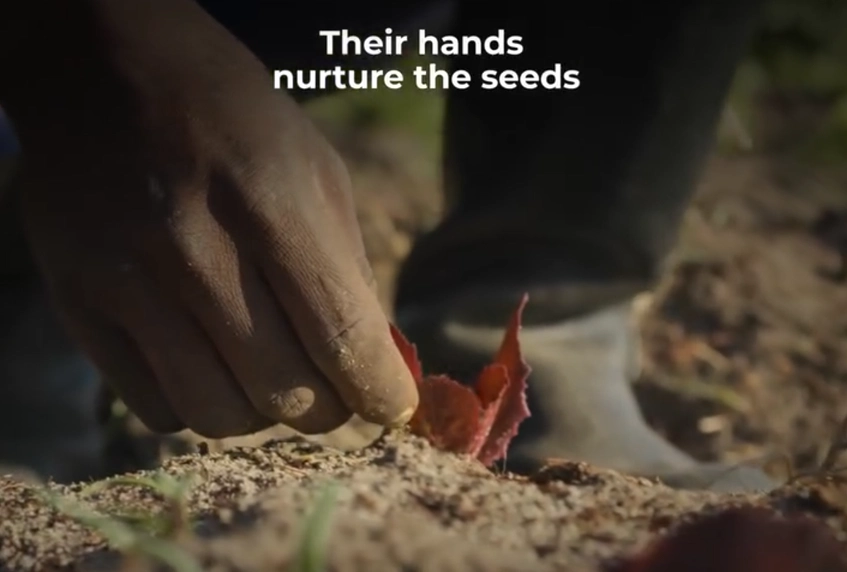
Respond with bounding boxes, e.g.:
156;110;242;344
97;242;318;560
251;216;419;427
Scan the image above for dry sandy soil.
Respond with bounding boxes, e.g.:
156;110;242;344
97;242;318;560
6;113;847;570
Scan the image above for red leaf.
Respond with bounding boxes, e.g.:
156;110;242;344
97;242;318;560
616;507;847;572
408;375;481;455
390;323;423;383
473;294;532;466
390;295;532;467
468;363;509;458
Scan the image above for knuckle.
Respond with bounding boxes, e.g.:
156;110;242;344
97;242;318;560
229;162;295;213
163;214;209;259
323;315;367;356
319;147;353;192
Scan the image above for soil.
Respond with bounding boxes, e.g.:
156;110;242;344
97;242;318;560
6;117;847;570
5;434;847;572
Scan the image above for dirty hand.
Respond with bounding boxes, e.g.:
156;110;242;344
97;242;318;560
7;0;417;438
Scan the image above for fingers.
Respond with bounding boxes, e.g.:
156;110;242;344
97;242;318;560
54;306;184;434
203;266;354;434
318;151;378;291
251;212;419;427
107;275;274;439
146;215;353;435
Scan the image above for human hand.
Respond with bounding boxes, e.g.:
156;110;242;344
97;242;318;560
10;0;418;438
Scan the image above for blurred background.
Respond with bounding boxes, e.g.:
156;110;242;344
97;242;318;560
6;0;847;481
290;0;847;481
299;0;847;479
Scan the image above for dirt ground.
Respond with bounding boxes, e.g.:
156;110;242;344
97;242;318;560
6;114;847;570
5;433;847;572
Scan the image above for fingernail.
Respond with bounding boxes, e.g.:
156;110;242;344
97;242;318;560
387;405;415;428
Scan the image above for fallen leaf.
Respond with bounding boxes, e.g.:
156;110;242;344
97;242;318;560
410;375;482;453
615;507;847;572
390;294;532;467
469;364;509;460
475;296;532;466
390;324;422;382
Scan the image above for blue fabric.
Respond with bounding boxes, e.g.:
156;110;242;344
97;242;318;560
0;108;19;156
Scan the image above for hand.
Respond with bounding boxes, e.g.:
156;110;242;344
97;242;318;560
10;0;418;438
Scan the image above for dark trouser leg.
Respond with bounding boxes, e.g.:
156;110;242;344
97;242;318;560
395;0;769;490
197;0;453;101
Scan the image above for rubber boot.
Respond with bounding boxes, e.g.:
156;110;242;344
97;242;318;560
395;290;773;492
395;0;771;491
